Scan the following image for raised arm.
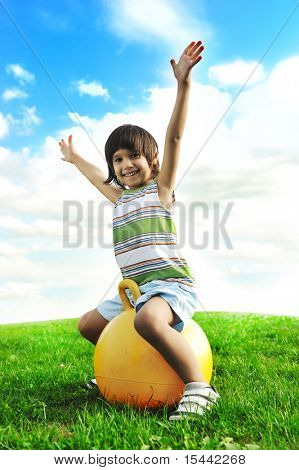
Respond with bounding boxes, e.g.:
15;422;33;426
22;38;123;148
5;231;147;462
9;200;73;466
59;135;122;204
158;40;204;192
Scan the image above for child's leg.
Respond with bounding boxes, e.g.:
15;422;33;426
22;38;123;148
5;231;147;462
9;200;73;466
78;308;109;345
81;289;134;346
134;296;207;385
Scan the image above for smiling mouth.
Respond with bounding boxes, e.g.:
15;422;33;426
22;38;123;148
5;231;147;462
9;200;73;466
123;170;139;177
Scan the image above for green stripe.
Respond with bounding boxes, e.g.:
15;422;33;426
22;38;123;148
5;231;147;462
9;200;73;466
123;266;194;286
114;217;176;243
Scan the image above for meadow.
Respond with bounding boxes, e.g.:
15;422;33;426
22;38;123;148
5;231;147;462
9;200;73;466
0;312;298;450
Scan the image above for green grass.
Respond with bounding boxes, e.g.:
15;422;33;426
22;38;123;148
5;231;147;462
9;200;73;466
0;312;298;450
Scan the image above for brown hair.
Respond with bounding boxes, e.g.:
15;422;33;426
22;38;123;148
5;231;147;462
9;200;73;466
104;124;160;189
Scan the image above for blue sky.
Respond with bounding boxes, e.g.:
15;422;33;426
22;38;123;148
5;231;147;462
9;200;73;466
0;0;299;323
1;0;298;152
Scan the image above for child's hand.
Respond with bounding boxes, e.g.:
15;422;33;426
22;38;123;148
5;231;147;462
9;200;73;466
59;135;78;164
170;40;204;83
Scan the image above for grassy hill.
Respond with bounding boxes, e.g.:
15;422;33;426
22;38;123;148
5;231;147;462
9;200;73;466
0;312;298;450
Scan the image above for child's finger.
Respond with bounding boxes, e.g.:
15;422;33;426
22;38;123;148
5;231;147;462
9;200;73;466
187;41;195;48
190;40;201;49
190;44;204;58
185;41;195;54
190;46;204;61
193;55;203;66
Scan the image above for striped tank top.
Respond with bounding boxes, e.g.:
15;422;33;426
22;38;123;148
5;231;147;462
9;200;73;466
113;176;197;288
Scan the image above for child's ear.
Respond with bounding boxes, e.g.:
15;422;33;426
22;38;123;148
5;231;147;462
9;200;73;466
151;155;159;176
152;154;158;166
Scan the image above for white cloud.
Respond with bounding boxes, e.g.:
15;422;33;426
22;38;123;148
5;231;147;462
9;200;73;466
0;242;27;257
0;246;119;324
7;106;42;135
75;79;110;99
0;113;9;138
6;64;35;84
0;146;30;179
0;213;61;238
0;281;42;300
2;88;28;101
20;106;41;127
101;0;212;47
0;55;299;323
208;60;265;87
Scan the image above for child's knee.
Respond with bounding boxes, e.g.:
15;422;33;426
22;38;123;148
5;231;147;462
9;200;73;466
77;311;91;337
134;310;162;337
78;308;110;343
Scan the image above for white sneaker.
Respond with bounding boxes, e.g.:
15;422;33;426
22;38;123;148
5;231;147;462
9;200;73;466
168;382;220;421
86;378;98;390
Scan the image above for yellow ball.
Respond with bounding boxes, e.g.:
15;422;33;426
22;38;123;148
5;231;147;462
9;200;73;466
94;279;213;409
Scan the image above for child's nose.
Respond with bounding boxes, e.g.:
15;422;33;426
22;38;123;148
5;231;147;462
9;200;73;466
124;160;134;168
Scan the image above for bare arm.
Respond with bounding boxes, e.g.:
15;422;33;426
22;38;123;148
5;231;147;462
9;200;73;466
166;80;191;141
167;40;204;138
158;41;204;192
72;153;106;189
158;81;190;191
59;135;122;204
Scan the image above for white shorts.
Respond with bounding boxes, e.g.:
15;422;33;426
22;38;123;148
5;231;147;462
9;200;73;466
96;279;200;332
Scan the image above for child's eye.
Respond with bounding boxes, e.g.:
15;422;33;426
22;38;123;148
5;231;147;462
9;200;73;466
114;153;138;163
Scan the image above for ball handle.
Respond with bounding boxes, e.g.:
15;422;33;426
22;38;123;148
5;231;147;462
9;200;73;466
118;279;141;311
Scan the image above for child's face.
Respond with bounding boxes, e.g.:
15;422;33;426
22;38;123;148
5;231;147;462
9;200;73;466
112;148;157;188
